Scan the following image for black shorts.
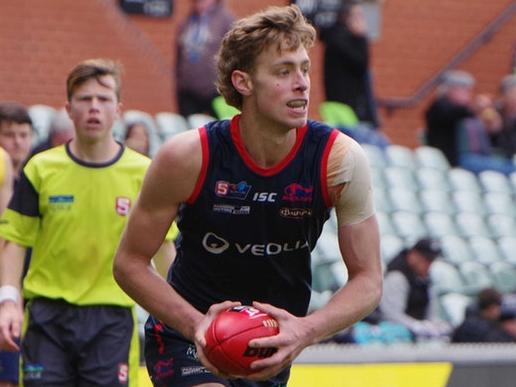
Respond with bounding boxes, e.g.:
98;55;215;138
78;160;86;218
144;314;290;387
22;298;136;386
0;350;19;384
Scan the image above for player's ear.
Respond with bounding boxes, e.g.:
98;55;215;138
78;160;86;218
231;70;252;97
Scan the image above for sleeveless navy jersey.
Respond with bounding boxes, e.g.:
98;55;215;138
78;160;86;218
170;116;339;317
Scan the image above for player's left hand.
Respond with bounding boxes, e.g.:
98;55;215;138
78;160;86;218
244;301;315;381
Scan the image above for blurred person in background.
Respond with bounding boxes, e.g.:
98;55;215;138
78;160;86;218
175;0;234;118
30;107;74;156
495;74;516;159
124;121;151;157
321;0;379;128
0;59;175;386
0;103;33;180
456;93;516;175
380;238;451;341
424;70;475;166
452;288;516;343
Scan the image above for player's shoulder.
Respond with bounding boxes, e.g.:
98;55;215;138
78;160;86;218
26;145;68;168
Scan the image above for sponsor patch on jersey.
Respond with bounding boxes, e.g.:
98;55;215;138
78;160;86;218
48;195;74;211
282;183;313;203
23;363;44;380
279;207;312;219
115;197;131;216
213;204;251;215
215;180;251;200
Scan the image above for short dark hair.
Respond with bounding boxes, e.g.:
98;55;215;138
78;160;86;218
0;102;33;128
66;58;123;101
412;238;441;261
477;288;502;311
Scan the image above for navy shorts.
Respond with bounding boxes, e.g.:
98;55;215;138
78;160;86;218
22;298;135;386
0;350;19;384
144;315;290;387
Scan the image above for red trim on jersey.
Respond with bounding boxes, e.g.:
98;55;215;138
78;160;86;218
186;127;209;204
230;115;308;177
320;129;340;208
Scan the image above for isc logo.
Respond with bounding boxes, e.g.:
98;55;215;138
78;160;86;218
243;347;277;358
252;192;277;202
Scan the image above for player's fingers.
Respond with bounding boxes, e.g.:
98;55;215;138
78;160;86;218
252;301;288;321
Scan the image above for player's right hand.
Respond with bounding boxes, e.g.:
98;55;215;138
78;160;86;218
0;300;22;351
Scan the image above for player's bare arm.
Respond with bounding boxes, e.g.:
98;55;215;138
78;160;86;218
114;129;205;340
0;241;26;351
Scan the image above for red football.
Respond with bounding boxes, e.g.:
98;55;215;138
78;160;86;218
204;305;279;376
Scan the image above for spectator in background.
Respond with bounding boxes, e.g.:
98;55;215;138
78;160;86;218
321;0;379;128
425;70;475;166
496;74;516;159
452;288;516;343
175;0;234;118
0;103;33;179
31;107;74;156
456;93;516;175
380;238;451;341
124;121;151;157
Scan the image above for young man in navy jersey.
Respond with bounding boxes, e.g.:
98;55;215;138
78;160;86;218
114;4;382;386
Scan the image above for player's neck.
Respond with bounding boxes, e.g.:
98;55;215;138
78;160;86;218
238;113;297;168
69;137;121;163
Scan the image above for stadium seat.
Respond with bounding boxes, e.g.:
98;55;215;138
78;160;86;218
361;144;388;169
478;170;512;194
440;235;474;265
468;236;504;265
488;214;516;239
373;189;393;213
391;211;427;243
452;191;486;216
380;234;405;266
319;101;359;128
155;111;189;140
28;104;56;146
420;190;455;214
423;212;460;239
187;113;216;129
483;192;515;217
489;261;516;294
498;236;516;264
388;187;423;214
385;145;417;170
370;167;386;189
430;260;465;295
376;211;397;235
455;212;492;238
509;172;516;194
384;166;419;191
212;96;240;119
448;168;481;193
416;167;450;192
414;146;450;171
458;261;494;295
438;292;472;327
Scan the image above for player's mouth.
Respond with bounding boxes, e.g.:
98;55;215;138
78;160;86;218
86;118;102;126
286;99;307;114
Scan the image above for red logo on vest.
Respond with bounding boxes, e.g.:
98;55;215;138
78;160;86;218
116;197;131;216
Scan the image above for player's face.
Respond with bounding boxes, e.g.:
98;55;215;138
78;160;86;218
66;76;121;144
250;44;311;131
0;122;33;167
